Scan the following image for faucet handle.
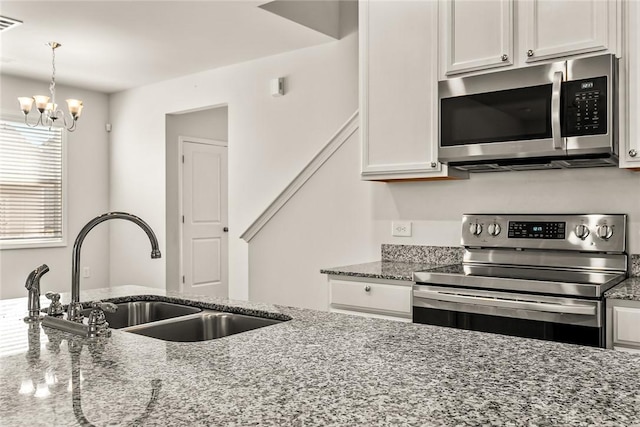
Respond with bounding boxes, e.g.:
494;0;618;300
45;291;60;302
87;301;117;338
45;292;64;317
91;301;117;313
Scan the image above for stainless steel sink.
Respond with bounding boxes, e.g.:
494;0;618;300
122;310;284;342
88;301;202;329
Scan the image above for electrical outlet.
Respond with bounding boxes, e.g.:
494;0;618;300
82;267;91;278
392;221;412;237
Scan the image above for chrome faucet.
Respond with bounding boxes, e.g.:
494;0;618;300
24;264;50;322
67;212;161;322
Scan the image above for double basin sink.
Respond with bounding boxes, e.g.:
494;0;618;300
96;301;285;342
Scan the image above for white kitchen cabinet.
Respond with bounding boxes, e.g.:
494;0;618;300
328;276;412;322
440;0;514;76
520;0;617;64
360;0;467;181
441;0;620;78
606;299;640;351
620;0;640;169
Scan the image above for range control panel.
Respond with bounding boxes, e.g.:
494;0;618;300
563;76;608;137
508;221;566;239
462;214;626;252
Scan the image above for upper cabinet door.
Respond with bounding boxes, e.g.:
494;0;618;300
620;0;640;168
442;0;514;76
360;0;466;180
521;0;613;63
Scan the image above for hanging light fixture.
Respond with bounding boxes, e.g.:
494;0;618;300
17;42;83;132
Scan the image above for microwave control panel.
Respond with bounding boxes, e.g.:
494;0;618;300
562;76;607;137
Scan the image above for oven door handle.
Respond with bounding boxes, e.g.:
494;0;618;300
413;289;596;316
551;70;564;150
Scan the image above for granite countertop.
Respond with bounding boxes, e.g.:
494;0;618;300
320;261;441;281
324;259;640;304
605;277;640;301
2;286;640;426
320;245;464;281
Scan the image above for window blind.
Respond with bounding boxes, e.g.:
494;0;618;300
0;120;63;243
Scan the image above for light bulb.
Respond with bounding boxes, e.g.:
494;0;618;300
18;97;34;114
66;99;83;119
33;95;50;112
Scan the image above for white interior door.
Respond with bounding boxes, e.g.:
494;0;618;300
181;138;228;296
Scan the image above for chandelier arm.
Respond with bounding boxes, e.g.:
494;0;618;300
57;108;69;130
23;113;44;128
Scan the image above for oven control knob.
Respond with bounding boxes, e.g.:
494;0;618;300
469;222;483;236
597;224;613;240
575;224;590;240
487;222;501;236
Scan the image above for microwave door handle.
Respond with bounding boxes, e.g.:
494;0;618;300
551;71;564;150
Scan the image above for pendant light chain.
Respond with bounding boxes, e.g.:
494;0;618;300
49;44;56;111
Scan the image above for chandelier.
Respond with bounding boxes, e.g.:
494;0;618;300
17;42;83;132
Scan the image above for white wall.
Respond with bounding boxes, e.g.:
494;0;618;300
249;130;377;309
0;74;110;299
373;167;640;254
108;13;358;298
165;107;229;292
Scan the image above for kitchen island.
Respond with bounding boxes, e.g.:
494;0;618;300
1;286;639;426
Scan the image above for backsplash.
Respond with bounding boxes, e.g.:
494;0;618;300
382;245;640;277
381;244;463;265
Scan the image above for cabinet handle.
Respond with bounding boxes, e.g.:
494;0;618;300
364;285;371;292
630;149;638;158
430;162;437;168
527;49;534;57
501;54;509;62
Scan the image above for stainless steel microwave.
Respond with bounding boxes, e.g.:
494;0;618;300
438;54;618;172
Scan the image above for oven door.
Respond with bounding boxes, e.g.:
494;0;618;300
438;62;565;164
413;285;604;347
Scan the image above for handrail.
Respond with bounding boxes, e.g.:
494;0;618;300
240;111;359;242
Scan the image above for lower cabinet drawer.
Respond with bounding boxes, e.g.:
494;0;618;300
330;279;411;315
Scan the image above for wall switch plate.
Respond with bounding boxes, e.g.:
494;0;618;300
392;221;412;237
82;267;91;278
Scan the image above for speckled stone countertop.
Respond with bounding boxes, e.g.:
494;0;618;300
320;245;463;281
320;260;438;281
605;277;640;301
2;285;640;426
603;255;640;301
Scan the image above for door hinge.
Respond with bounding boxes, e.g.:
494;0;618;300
182;155;185;163
182;275;185;284
182;215;185;223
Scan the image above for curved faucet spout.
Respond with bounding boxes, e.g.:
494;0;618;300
68;212;161;322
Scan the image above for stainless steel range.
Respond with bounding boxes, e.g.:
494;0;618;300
413;214;628;347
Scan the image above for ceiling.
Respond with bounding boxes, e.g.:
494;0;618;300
0;1;336;93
